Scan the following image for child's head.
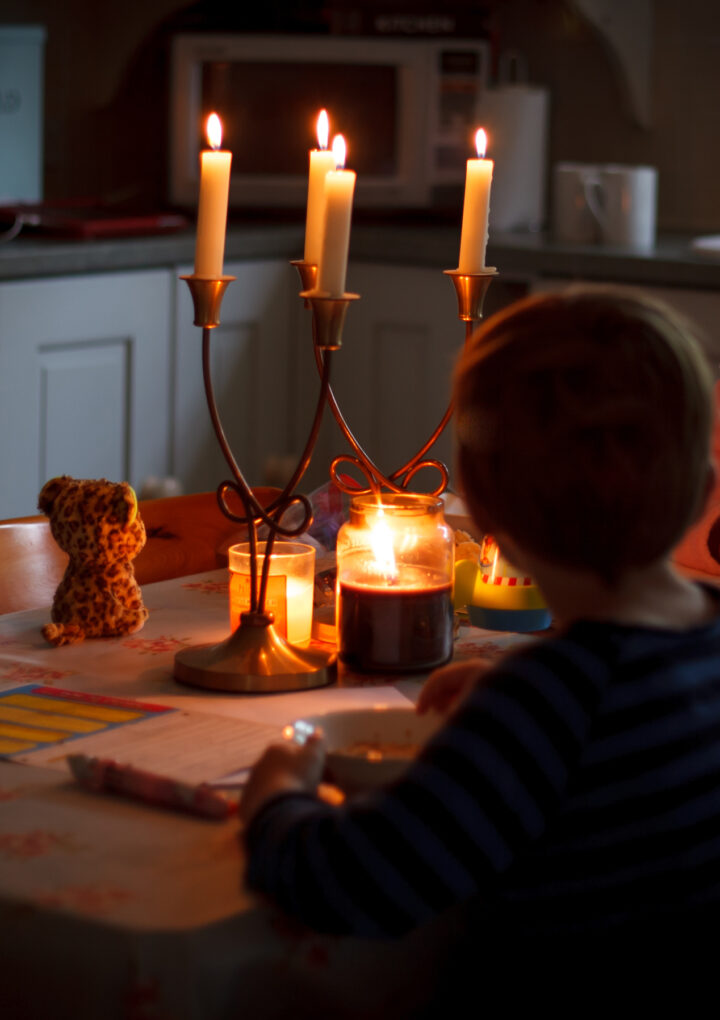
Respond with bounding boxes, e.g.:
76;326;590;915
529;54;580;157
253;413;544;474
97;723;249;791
454;286;716;584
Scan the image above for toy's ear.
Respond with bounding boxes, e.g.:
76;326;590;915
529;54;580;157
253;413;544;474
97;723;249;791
114;483;139;526
38;476;70;515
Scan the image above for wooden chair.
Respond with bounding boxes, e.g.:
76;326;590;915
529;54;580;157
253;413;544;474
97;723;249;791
0;488;280;615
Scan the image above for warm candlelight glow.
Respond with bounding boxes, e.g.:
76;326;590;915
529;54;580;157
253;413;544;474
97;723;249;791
368;514;399;583
332;134;346;169
336;494;455;671
228;542;316;647
475;127;487;158
317;109;329;149
206;112;223;150
489;542;499;582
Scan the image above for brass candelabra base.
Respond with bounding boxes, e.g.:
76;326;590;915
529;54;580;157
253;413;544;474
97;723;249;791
174;614;336;693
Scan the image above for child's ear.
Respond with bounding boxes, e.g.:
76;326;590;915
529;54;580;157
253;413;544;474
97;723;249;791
113;483;138;526
38;475;69;515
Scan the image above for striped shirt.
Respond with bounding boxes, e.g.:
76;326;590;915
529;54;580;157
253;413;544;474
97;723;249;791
245;604;720;941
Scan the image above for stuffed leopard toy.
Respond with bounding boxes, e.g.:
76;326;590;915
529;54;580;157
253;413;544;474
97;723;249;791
38;476;149;646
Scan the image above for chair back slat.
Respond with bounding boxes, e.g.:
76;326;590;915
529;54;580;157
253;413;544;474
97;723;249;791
0;488;281;615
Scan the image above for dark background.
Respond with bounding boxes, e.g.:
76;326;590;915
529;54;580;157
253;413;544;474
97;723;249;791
1;0;718;233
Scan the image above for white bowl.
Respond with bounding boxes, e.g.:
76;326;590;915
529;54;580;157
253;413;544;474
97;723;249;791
285;706;443;793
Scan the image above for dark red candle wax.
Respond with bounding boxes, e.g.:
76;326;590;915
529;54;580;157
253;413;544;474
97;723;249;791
338;579;453;673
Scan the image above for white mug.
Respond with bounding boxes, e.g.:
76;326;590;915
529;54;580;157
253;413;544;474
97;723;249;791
584;164;658;249
552;162;601;244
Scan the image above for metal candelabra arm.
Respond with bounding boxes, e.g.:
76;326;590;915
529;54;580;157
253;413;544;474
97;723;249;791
201;325;317;614
328;451;449;498
313;345;416;496
172;264;499;694
173;274;337;693
299;265;498;498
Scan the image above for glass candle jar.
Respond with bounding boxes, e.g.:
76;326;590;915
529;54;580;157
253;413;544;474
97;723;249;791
336;493;454;672
229;541;316;646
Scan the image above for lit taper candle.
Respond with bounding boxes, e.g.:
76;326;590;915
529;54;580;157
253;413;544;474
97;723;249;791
304;109;335;265
458;128;494;274
316;134;356;297
194;113;232;278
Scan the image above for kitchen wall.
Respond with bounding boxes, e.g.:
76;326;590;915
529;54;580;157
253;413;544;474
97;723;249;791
2;0;720;233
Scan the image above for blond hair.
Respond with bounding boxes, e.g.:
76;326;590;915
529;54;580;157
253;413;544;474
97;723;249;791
454;286;715;583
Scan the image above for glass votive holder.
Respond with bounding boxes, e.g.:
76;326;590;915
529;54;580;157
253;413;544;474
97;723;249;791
335;493;454;672
228;541;316;647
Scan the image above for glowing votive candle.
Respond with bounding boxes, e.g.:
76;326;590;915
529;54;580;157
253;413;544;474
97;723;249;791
194;113;232;278
228;542;316;647
336;495;454;672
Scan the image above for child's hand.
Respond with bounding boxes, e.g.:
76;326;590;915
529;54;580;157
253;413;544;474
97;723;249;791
417;658;494;716
240;732;326;826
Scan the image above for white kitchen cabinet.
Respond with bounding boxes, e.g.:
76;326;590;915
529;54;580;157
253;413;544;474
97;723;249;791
172;259;298;496
0;270;173;519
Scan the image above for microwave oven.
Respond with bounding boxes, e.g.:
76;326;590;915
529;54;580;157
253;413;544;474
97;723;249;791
169;33;491;210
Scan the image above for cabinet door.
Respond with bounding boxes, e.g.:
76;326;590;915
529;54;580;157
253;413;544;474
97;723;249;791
173;260;297;495
0;270;172;519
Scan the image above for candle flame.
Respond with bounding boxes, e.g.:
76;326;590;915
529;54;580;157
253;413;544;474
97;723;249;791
368;511;398;583
489;542;500;582
332;134;346;169
475;127;487;159
316;109;329;150
206;112;223;151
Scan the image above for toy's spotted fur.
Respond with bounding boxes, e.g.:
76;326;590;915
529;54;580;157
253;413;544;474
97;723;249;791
38;476;149;646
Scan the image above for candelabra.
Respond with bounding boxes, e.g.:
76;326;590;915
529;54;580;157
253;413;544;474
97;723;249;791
173;263;496;693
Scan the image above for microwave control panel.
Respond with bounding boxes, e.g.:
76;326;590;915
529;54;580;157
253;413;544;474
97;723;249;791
429;42;492;186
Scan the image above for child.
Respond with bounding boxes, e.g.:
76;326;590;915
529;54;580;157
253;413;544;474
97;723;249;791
241;286;720;970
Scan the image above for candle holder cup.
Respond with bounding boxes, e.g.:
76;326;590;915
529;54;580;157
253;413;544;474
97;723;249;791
444;268;498;324
290;260;318;308
300;290;360;350
181;275;237;328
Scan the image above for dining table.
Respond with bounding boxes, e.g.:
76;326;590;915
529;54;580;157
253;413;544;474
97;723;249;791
0;567;532;1020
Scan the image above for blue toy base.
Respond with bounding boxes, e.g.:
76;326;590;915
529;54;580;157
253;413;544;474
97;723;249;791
466;604;552;633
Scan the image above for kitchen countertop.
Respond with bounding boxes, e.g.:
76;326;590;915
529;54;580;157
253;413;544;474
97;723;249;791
0;220;719;289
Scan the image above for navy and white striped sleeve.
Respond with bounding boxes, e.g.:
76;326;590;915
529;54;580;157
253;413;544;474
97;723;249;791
244;635;610;937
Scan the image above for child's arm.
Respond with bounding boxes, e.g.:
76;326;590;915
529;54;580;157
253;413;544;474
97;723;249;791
416;657;496;715
240;733;325;825
243;637;608;938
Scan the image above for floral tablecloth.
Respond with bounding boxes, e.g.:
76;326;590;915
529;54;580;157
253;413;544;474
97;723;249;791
0;570;531;1020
